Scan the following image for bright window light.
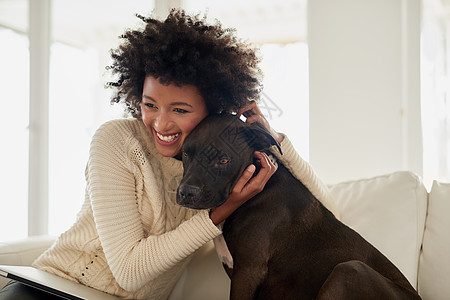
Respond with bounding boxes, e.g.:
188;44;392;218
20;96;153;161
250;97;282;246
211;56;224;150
0;28;29;241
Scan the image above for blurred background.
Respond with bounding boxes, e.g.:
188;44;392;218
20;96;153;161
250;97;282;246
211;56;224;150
0;0;448;241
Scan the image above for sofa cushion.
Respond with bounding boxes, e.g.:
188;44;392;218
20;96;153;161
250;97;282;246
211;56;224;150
418;180;450;299
328;171;427;289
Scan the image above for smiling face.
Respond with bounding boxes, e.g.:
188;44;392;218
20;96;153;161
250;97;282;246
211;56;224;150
141;76;209;157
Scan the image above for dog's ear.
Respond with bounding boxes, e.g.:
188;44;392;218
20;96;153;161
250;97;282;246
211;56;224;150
246;122;283;155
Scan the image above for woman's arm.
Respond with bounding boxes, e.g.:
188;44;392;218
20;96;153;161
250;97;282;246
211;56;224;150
271;134;340;219
87;122;221;292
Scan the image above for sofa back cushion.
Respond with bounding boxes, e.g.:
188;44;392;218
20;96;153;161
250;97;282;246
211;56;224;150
328;171;428;289
418;180;450;299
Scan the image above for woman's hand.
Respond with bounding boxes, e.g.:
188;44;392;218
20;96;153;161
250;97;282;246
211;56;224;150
238;101;284;144
209;151;277;225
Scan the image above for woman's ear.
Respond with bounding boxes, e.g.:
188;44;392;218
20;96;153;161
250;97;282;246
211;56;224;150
246;122;282;155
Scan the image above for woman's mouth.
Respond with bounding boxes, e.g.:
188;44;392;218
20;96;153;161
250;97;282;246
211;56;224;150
155;131;180;143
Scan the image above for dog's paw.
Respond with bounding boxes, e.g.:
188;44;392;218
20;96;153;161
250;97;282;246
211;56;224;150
213;235;234;269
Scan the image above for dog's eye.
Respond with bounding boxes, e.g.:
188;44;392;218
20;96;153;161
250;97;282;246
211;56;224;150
218;158;229;165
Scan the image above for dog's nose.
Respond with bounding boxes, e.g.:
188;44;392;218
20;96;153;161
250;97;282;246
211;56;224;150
177;184;201;204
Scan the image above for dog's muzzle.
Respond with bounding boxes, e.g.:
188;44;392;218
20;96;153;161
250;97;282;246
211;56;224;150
177;184;201;208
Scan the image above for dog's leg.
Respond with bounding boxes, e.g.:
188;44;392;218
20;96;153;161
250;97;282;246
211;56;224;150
213;235;234;269
229;264;267;300
316;260;421;300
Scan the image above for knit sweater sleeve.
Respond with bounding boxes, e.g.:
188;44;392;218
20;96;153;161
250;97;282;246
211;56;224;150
270;134;341;220
86;121;222;292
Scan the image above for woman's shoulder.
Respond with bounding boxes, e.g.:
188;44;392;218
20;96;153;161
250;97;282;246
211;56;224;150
90;118;147;150
91;118;159;159
93;118;144;140
96;118;142;133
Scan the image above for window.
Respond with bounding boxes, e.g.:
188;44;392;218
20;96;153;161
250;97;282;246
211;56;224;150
48;43;102;235
0;28;30;240
421;1;450;188
259;43;309;159
0;1;29;240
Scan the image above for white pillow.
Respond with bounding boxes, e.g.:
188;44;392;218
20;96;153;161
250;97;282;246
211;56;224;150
328;171;427;289
418;180;450;299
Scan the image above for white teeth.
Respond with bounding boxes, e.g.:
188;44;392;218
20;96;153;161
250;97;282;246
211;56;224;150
157;132;179;142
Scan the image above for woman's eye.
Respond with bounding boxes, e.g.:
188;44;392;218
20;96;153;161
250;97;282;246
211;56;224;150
174;108;189;114
144;103;156;109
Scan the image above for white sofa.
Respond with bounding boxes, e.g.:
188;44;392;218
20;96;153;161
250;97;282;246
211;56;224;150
1;171;449;299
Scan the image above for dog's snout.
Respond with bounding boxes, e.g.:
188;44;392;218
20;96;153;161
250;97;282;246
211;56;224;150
177;184;201;204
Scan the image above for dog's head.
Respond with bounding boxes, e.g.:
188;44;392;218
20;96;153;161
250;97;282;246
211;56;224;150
176;114;281;209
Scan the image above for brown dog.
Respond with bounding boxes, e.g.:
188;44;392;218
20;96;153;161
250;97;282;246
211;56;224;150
177;114;421;300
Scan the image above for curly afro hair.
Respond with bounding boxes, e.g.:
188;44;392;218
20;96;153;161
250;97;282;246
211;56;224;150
106;9;263;118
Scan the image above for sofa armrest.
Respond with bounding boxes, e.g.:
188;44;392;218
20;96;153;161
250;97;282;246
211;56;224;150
0;235;55;289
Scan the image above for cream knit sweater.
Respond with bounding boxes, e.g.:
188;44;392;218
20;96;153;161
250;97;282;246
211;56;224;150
32;118;338;299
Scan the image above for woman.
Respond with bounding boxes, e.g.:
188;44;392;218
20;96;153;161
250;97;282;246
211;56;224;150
0;9;336;299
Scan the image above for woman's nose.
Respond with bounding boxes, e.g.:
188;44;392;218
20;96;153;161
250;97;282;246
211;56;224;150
154;112;172;132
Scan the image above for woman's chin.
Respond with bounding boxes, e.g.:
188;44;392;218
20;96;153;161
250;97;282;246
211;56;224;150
152;133;183;157
154;141;182;158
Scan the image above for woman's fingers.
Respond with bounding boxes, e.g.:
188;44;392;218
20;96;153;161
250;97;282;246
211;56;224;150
238;102;283;143
250;151;277;189
238;101;259;120
209;151;277;225
232;151;277;198
232;164;256;193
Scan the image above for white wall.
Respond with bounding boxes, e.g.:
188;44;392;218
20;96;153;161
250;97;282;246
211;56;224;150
308;0;422;184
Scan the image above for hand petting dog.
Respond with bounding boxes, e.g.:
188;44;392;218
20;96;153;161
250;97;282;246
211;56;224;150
210;102;278;225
